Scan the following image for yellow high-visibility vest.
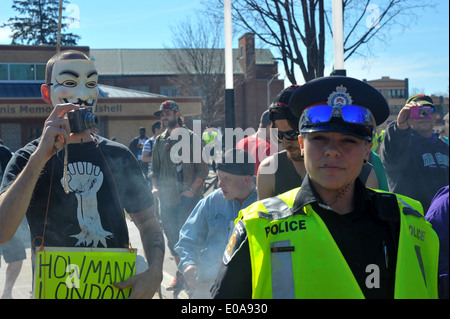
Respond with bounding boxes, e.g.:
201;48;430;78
239;188;439;299
202;131;217;144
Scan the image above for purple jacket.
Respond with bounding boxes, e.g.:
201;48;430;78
426;185;449;299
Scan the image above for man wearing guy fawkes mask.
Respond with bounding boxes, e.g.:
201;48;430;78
0;50;164;299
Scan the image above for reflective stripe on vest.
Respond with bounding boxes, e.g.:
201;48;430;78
394;197;439;298
239;188;439;299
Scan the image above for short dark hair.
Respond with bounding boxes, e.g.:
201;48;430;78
259;110;271;128
152;121;161;134
45;50;91;85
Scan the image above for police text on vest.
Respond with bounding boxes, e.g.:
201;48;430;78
265;220;306;237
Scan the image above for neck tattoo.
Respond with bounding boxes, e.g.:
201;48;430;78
328;179;355;207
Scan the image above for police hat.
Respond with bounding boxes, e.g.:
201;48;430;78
289;76;389;126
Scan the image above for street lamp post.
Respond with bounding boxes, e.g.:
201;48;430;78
267;73;280;107
332;0;346;76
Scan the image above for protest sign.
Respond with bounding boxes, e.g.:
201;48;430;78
33;247;136;299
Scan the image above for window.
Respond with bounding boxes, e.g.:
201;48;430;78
387;88;407;99
36;64;46;81
0;64;8;80
129;85;149;92
389;90;395;98
402;89;407;98
10;64;34;81
0;63;46;81
160;86;179;97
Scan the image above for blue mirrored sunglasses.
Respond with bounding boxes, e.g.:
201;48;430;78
300;104;375;126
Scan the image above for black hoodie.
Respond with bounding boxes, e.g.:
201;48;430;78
380;121;449;212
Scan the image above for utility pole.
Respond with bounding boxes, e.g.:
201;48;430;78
56;0;63;52
224;0;235;129
331;0;346;76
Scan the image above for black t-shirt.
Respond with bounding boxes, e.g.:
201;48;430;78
0;135;153;249
0;145;13;183
274;150;303;196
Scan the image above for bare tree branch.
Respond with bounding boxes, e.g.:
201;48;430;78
203;0;436;84
165;17;226;127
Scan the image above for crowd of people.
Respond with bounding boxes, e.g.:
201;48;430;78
0;50;448;299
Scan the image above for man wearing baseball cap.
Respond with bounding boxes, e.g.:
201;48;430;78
175;149;257;298
212;76;439;299
150;100;209;293
380;94;449;212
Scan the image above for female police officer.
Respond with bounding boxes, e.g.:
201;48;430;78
211;76;439;299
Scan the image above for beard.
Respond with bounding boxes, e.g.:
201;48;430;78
286;147;303;162
162;118;178;129
167;119;178;129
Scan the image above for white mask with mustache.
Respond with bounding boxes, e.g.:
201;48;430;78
49;59;99;108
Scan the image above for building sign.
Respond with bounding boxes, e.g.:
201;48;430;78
0;104;53;117
1;100;201;119
95;104;123;114
0;103;127;118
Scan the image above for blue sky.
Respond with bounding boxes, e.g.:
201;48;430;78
0;0;448;96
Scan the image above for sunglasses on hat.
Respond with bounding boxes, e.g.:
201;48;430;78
300;104;375;127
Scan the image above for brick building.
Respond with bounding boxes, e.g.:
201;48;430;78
1;34;283;151
0;45;201;151
364;76;449;129
90;33;284;130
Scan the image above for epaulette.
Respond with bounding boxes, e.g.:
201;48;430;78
223;220;247;265
257;196;294;221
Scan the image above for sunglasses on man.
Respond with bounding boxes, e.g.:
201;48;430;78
277;129;299;142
